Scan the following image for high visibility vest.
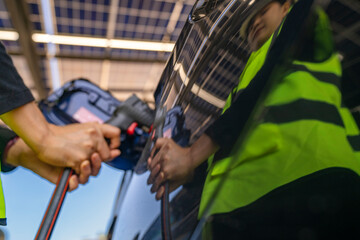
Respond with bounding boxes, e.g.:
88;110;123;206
199;9;360;218
0;160;7;225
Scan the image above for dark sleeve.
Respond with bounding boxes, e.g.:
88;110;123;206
0;127;17;172
205;74;261;156
0;41;34;115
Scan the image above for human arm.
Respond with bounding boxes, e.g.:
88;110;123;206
147;134;218;200
0;101;121;174
0;38;121;175
3;136;102;191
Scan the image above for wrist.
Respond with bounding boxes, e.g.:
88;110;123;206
31;124;56;156
187;146;197;171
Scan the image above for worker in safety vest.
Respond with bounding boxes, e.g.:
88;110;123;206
0;39;121;225
148;0;360;238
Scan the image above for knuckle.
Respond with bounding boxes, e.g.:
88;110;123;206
87;127;98;136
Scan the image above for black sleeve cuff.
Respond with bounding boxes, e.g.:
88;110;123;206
0;127;18;172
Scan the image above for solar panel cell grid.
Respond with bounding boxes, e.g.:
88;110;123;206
54;0;109;36
0;6;12;29
2;40;20;52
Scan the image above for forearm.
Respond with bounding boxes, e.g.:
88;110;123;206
0;101;54;154
188;134;219;170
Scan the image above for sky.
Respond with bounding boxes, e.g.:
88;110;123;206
0;163;125;240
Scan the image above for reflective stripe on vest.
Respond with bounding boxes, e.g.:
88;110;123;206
348;136;360;151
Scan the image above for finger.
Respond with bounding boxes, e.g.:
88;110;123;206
147;157;152;170
109;149;121;160
150;171;165;193
32;161;62;184
100;149;121;163
78;160;91;184
147;163;161;185
95;135;112;162
99;124;121;149
150;138;166;158
68;175;79;192
90;153;101;176
150;146;165;170
156;186;165;200
73;165;81;175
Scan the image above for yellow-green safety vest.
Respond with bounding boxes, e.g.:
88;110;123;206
199;9;360;218
0;159;7;225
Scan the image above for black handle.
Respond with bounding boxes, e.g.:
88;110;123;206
161;182;172;240
151;107;172;240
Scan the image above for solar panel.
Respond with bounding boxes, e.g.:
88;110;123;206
54;0;109;36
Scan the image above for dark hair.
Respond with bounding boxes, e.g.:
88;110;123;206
274;0;287;4
274;0;294;4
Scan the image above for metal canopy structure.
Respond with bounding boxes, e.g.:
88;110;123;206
328;0;360;108
0;0;358;105
0;0;195;102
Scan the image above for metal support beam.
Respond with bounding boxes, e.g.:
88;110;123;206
39;0;62;90
5;50;168;63
4;0;47;98
334;21;360;43
332;21;360;47
100;0;120;90
338;0;360;15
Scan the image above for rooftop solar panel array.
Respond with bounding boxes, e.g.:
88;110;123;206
0;0;196;99
54;0;109;37
0;0;12;28
0;0;358;105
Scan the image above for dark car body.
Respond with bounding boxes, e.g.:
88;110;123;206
110;0;360;239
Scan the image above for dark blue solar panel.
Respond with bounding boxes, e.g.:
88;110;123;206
40;58;49;89
36;43;46;52
26;1;43;31
1;40;20;52
113;0;190;42
58;44;106;56
0;0;192;61
33;22;42;31
0;3;12;29
29;3;39;15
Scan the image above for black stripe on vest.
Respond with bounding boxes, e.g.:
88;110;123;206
264;99;344;127
348;135;360;152
290;64;341;90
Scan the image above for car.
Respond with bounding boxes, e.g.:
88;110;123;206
37;0;359;239
108;0;360;239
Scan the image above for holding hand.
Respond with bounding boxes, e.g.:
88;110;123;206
147;138;195;200
4;138;102;191
147;134;219;200
0;102;121;179
40;122;121;174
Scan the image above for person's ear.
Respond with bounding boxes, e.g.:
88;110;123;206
281;1;291;17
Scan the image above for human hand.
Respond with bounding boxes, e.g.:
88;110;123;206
5;138;100;191
147;138;195;200
36;122;121;175
0;102;121;178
